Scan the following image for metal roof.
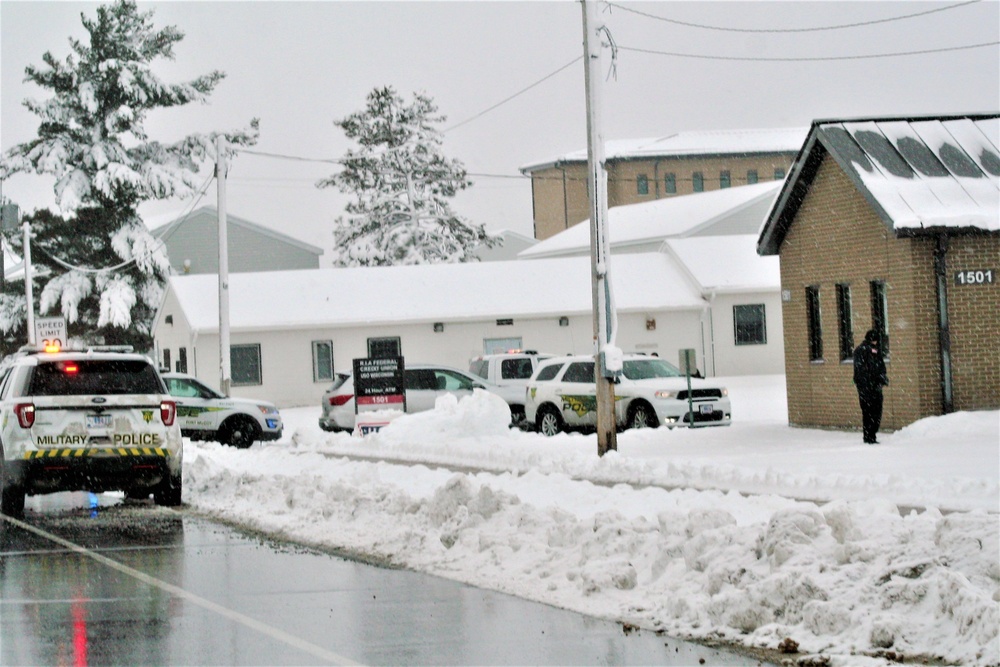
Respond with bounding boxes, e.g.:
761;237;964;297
758;113;999;255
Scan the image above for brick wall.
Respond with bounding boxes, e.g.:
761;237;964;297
779;153;999;432
531;153;796;240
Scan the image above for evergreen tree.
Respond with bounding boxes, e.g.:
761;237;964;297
318;86;497;266
0;0;258;351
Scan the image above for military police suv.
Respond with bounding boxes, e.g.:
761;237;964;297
0;347;183;517
161;372;282;448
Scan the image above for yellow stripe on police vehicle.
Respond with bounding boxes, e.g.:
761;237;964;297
24;447;168;460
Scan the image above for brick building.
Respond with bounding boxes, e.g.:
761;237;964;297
758;113;999;432
520;127;806;240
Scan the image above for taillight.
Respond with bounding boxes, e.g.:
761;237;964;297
14;403;35;429
329;394;353;406
160;400;176;426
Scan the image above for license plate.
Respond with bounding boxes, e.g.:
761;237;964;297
87;414;112;429
699;404;714;415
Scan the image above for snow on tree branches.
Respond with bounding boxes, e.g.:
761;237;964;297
0;0;258;349
318;86;498;267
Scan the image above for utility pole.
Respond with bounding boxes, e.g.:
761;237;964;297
217;135;231;397
581;0;619;456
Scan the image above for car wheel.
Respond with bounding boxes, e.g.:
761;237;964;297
154;469;182;507
536;406;563;437
1;458;26;517
220;417;260;449
627;402;658;430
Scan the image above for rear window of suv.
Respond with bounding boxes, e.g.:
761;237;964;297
28;359;164;396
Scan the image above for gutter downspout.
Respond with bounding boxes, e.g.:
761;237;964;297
934;234;954;414
707;291;717;377
560;165;570;231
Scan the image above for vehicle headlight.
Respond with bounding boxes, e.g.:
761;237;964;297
257;405;279;415
721;388;729;397
655;390;679;399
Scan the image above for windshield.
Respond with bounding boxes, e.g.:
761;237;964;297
621;358;682;380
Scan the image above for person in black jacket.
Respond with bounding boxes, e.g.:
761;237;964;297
853;329;889;444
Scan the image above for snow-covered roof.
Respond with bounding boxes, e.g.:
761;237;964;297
760;113;1000;254
519;181;783;260
663;235;780;293
167;253;707;333
520;127;808;173
148;206;324;255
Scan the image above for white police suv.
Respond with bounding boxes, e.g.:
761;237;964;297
0;347;183;517
161;372;282;448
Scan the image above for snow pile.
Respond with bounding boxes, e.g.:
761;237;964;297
184;379;1000;666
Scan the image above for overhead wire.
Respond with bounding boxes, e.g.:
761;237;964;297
617;41;999;62
607;0;982;33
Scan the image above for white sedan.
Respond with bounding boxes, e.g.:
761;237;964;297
525;354;731;436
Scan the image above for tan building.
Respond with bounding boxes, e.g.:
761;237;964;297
520;127;807;240
758;113;999;433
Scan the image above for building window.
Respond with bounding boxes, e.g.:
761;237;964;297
637;174;649;195
747;169;758;184
178;347;188;373
806;286;823;361
312;340;334;382
870;280;889;357
664;173;676;194
836;284;854;361
484;337;522;354
231;344;262;386
774;167;786;180
162;348;171;372
368;337;401;359
692;172;704;192
720;170;731;189
733;304;766;345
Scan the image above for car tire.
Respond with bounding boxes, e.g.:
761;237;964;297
627;402;658;430
536;405;564;437
154;469;182;507
1;459;26;518
220;417;260;449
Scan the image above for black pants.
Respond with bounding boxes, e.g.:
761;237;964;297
857;387;883;443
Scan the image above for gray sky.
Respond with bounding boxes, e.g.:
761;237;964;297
2;1;998;257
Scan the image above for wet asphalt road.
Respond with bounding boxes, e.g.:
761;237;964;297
1;493;774;666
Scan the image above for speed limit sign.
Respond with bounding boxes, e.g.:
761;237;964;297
34;316;67;352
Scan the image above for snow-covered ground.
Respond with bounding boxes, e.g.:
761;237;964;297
184;375;999;666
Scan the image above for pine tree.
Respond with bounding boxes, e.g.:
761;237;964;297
0;0;258;351
318;86;497;267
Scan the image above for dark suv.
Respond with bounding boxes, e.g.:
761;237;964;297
0;348;183;516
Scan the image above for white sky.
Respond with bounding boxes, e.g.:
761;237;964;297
137;374;999;665
2;1;999;258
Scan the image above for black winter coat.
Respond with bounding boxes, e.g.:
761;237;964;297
853;342;888;390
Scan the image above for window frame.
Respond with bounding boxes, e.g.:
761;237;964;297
719;170;731;189
636;174;649;196
664;173;676;194
870;280;890;358
231;343;262;386
733;304;767;346
774;167;786;180
746;169;758;185
806;286;823;362
836;283;854;361
312;340;334;382
692;172;704;192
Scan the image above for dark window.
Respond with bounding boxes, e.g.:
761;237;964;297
692;172;704;192
177;347;188;374
404;369;438;391
636;174;649;195
162;348;171;372
496;319;513;326
501;358;535;380
312;340;333;382
836;284;854;361
562;361;595;383
720;170;731;189
747;169;758;184
368;337;401;359
774;167;786;180
806;286;823;361
870;280;889;357
231;344;262;386
733;304;766;345
29;359;163;396
535;363;564;382
664;173;676;194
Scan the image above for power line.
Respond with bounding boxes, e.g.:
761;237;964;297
443;56;583;133
607;0;982;33
618;40;999;62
